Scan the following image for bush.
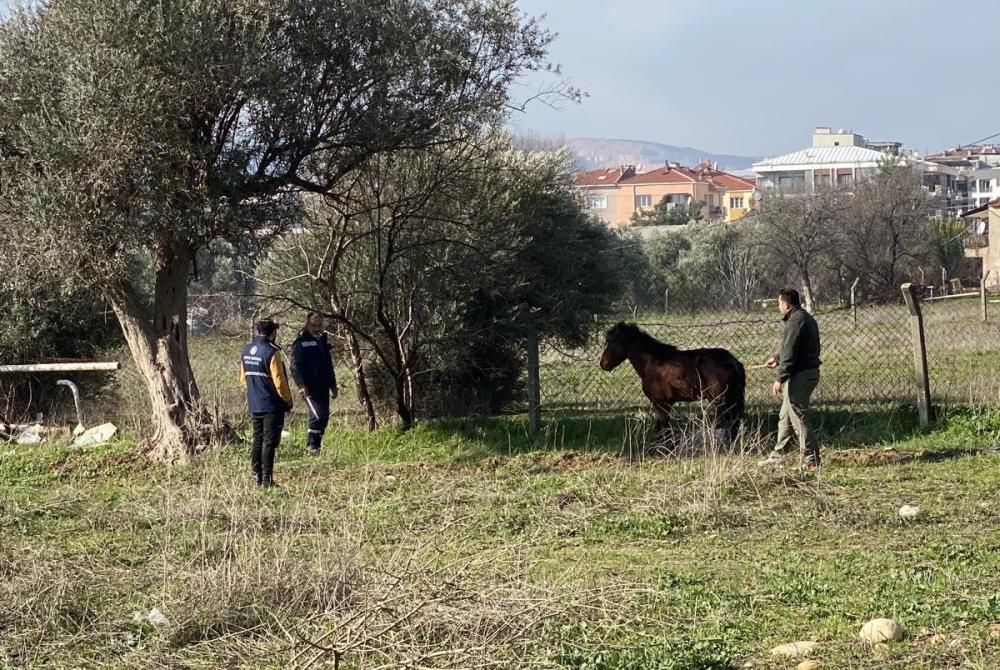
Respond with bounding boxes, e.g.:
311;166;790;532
0;280;121;422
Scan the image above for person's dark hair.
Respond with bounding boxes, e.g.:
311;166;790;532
256;318;279;337
778;288;801;307
305;311;322;324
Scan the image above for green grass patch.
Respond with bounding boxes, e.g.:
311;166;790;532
5;408;1000;668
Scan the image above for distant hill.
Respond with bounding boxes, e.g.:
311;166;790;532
567;137;760;172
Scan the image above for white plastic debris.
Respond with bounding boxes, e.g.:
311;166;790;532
898;504;920;520
132;607;171;632
281;430;290;439
16;424;44;445
73;422;117;447
72;424;86;437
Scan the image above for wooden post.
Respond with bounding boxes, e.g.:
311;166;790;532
526;329;541;435
850;277;860;328
901;283;932;429
981;270;991;323
663;288;669;314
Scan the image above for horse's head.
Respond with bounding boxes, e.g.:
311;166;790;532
599;322;637;371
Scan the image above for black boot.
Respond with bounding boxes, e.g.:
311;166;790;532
261;472;277;488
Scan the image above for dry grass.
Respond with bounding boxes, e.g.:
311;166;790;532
0;444;678;669
6;400;1000;668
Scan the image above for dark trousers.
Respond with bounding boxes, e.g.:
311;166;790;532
305;391;330;449
251;411;284;482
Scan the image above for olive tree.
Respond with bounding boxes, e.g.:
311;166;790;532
0;0;557;460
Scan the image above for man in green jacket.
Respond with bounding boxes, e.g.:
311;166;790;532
760;288;822;469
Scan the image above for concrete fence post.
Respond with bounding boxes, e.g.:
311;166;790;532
901;283;932;429
981;270;991;323
850;277;860;328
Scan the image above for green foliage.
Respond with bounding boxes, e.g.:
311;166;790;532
558;639;733;670
0;0;558;443
630;223;773;312
631;196;704;227
938;406;1000;443
261;144;625;421
931;217;973;280
0;279;117;364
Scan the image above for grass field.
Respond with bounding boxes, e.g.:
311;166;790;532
9;299;1000;668
4;407;1000;669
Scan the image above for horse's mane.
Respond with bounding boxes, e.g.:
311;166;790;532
613;323;679;359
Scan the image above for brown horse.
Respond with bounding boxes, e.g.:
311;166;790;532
599;322;745;442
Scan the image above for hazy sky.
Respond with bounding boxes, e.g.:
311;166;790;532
513;0;1000;157
4;1;997;157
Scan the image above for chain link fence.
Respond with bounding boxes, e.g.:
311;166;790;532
921;292;1000;406
535;290;1000;420
177;287;1000;429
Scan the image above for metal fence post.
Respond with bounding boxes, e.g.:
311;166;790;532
850;277;860;328
901;283;932;429
526;329;541;435
981;270;991;323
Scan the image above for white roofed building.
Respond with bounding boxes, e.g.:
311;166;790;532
753;127;962;214
753;144;887;192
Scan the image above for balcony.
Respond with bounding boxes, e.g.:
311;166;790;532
964;223;990;257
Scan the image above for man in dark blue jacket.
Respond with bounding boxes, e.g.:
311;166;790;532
240;319;294;487
290;312;338;455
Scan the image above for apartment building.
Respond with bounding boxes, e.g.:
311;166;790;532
961;199;1000;290
755;127;962;215
925;145;1000;214
574;162;757;227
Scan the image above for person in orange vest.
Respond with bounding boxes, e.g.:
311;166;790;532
240;319;293;487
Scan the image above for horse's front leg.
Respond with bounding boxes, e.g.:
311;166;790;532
652;401;672;449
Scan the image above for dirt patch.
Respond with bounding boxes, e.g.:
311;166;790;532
528;451;619;473
52;444;150;476
548;491;583;508
826;447;924;466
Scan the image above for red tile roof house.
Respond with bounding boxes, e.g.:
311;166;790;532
574;161;756;227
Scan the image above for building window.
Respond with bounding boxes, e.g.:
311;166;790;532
777;174;806;190
634;194;652;209
981;179;992;192
980;197;990;206
836;172;854;186
729;196;745;209
585;195;607;210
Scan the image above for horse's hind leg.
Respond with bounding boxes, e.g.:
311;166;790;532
719;394;744;445
651;402;672;452
708;399;731;446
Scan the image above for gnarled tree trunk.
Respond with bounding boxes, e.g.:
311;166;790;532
107;241;212;462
